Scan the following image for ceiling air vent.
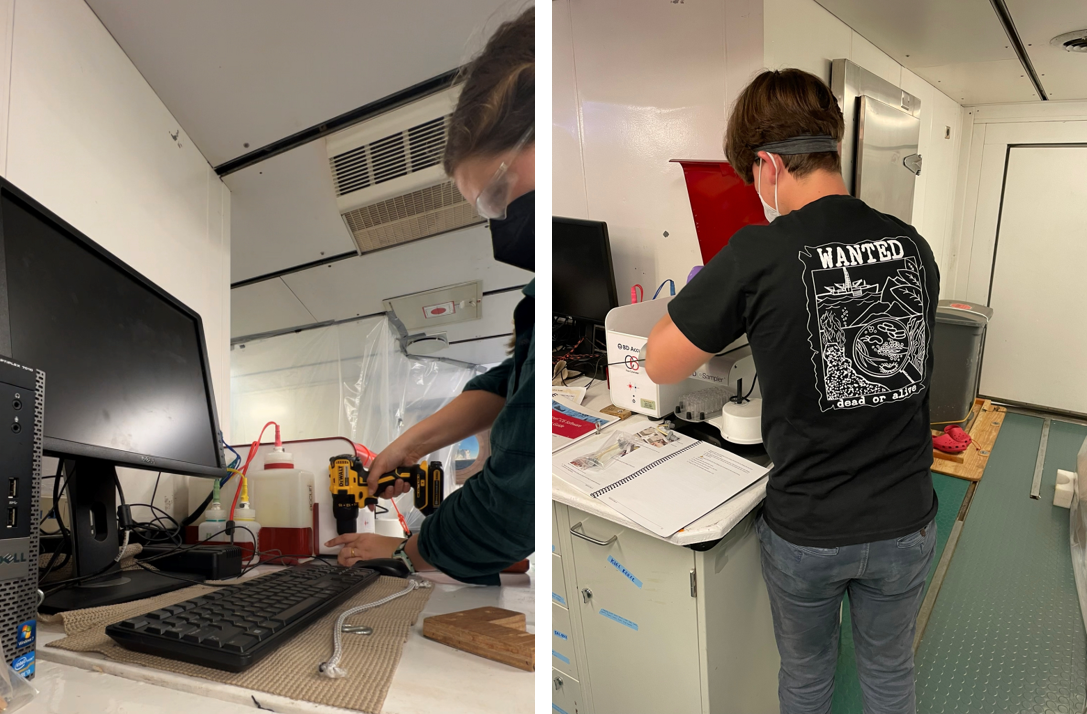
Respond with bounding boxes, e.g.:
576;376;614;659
326;87;484;254
1051;30;1087;53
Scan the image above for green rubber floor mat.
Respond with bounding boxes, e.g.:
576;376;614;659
913;413;1087;714
831;472;970;714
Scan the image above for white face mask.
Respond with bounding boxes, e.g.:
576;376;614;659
755;154;780;223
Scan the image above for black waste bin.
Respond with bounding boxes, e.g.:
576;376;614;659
930;300;994;426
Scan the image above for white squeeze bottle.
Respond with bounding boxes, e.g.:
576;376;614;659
248;445;315;529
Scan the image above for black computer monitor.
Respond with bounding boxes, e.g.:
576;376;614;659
553;217;618;323
0;177;228;611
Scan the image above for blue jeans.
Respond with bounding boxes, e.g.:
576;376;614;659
755;513;937;714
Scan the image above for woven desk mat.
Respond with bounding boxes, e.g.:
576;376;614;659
45;574;432;713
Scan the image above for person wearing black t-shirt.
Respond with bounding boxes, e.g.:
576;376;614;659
645;69;939;714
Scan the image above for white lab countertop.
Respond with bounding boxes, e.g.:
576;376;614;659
28;568;534;714
552;377;768;547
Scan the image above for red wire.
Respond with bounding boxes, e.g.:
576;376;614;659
230;422;279;521
389;498;411;537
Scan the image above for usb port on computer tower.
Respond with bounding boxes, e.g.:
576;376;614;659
6;507;15;527
7;478;15;498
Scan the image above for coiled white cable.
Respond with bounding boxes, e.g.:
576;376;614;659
318;577;431;678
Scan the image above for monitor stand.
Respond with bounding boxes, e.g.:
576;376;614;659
39;458;203;614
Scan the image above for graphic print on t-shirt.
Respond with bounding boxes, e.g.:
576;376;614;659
798;237;929;411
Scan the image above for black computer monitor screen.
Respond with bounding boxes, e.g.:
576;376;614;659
553;217;618;323
1;190;222;473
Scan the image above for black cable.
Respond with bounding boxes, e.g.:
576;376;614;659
180;489;216;528
585;352;606;391
743;373;759;401
39;462;71;577
149;472;162;509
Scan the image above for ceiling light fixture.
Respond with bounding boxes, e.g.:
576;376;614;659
1051;30;1087;53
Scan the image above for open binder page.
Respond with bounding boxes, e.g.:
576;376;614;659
554;428;770;537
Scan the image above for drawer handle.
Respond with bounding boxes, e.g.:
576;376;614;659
570;521;617;546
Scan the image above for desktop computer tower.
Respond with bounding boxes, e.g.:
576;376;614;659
0;357;42;679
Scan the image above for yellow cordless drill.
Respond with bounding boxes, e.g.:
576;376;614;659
328;454;444;534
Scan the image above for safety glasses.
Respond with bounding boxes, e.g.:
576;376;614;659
473;127;535;221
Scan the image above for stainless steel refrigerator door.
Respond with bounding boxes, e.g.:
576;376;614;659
855;95;921;224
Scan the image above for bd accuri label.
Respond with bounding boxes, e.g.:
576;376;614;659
0;537;31;580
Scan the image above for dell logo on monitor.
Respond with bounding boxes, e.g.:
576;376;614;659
139;456;154;465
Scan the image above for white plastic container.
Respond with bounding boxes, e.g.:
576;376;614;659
198;502;228;543
247;447;316;528
233;503;261;562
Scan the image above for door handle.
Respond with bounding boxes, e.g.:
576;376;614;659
581;588;593;604
903;153;922;176
570;521;617;546
554;675;564;691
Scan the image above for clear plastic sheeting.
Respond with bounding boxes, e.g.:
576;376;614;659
231;317;485;525
1071;435;1087;634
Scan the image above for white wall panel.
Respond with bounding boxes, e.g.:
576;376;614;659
3;0;231;513
553;0;588;219
850;31;900;88
557;0;727;297
764;0;851;81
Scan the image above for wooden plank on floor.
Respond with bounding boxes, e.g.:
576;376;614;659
932;400;1007;482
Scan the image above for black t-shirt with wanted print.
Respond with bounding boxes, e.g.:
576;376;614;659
668;194;939;547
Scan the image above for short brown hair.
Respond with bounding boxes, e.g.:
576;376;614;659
443;7;534;174
724;69;844;184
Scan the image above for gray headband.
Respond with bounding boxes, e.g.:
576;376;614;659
755;134;839;155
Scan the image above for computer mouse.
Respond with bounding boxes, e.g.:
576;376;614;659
351;558;410;578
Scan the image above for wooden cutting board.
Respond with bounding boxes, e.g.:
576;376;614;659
422;606;534;671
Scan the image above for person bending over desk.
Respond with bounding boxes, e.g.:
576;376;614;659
644;69;940;714
324;8;535;586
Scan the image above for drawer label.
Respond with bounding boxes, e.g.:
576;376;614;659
554;629;569;640
599;608;639;631
552;649;571;665
552;592;566;606
608;556;643;588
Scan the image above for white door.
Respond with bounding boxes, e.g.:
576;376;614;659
982;145;1087;415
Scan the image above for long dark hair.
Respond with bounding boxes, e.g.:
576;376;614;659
443;7;534;174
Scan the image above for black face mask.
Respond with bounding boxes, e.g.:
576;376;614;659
488;191;534;272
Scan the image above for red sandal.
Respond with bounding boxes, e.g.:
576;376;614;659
933;433;970;454
943;425;972;444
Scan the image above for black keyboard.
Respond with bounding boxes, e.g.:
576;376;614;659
106;562;379;672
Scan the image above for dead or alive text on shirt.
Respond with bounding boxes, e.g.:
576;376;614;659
799;236;930;412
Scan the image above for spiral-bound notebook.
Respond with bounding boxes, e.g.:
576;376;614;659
554;430;770;537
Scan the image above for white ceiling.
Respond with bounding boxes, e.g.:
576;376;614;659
815;0;1087;104
224;139;357;283
85;0;521;166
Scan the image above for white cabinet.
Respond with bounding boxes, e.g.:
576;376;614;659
571;514;702;713
553;668;586;714
553;501;561;553
552;501;780;714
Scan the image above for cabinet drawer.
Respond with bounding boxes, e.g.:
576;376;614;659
568;508;701;714
552;552;569;607
553;501;561;555
552;668;584;714
552;601;578;676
